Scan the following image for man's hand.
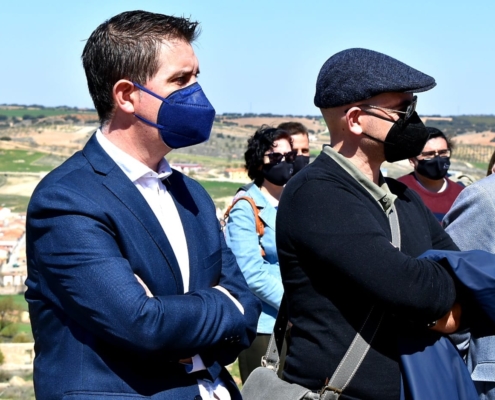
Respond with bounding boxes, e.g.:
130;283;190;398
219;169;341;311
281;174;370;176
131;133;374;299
429;302;461;334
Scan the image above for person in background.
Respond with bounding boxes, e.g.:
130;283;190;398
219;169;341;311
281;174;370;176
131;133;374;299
25;10;260;400
487;148;495;176
397;126;464;222
232;122;311;198
277;121;311;174
225;126;295;383
443;148;495;400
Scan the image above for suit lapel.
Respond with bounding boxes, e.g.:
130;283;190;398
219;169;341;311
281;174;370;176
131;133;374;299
82;135;184;293
164;173;203;292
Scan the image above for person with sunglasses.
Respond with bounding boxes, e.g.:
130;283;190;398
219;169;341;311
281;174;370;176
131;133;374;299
276;48;463;400
277;121;311;174
224;125;295;383
397;127;464;223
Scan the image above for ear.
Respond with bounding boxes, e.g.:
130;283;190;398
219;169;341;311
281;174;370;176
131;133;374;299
113;80;138;115
345;107;363;136
409;158;417;168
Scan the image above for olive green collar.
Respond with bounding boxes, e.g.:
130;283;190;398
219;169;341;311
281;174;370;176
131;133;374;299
322;145;397;214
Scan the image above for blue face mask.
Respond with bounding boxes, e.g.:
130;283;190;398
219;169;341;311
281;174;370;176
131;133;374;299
133;82;215;149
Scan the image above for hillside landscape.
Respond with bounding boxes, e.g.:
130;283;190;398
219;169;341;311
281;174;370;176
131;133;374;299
0;104;494;211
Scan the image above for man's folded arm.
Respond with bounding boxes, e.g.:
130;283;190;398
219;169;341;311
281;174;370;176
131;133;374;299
198;232;262;367
287;181;457;323
27;188;259;359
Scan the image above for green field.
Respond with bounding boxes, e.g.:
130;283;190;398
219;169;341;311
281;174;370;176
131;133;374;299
0;195;31;212
0;108;96;119
472;162;489;171
167;152;244;168
0;294;32;341
4;294;28;311
198;180;244;200
0;150;58;172
16;323;32;335
310;149;320;158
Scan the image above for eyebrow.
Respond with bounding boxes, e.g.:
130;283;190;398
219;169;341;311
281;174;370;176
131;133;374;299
422;149;449;153
168;68;200;81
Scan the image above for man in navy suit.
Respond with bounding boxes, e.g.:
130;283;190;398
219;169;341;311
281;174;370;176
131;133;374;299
25;10;261;400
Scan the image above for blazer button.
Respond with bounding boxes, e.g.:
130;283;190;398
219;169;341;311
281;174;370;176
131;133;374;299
194;396;202;400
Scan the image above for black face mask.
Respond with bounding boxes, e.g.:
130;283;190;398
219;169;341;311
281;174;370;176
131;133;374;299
363;111;430;163
416;156;450;180
292;156;310;175
262;162;293;186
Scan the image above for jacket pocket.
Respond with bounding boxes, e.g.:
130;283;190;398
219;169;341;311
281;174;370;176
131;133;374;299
203;249;222;270
472;362;495;382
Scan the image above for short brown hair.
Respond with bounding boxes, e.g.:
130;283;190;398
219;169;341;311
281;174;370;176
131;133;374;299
426;126;455;151
82;10;199;125
277;122;309;137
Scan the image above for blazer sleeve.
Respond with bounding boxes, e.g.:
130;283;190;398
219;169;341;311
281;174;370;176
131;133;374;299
225;198;283;310
444;180;495;253
27;182;260;360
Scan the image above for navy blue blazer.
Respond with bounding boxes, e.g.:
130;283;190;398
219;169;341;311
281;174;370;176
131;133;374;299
25;134;261;400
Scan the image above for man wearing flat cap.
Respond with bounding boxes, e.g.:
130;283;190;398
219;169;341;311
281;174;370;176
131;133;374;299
276;48;461;399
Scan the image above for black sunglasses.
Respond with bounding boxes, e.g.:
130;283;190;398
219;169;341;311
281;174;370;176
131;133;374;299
265;150;297;164
362;96;418;122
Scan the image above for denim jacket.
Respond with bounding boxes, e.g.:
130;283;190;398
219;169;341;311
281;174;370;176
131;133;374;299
225;184;283;334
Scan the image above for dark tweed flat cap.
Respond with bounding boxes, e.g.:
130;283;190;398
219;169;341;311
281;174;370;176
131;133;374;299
314;48;436;108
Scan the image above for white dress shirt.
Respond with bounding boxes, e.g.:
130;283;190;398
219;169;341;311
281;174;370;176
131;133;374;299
96;130;233;400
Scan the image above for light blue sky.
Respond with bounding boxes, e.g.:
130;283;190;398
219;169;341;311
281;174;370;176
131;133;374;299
1;0;494;116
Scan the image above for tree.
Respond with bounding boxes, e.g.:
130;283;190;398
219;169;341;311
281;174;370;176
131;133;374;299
0;297;22;331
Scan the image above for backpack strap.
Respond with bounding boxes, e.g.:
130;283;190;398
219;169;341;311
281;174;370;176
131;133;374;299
223;196;266;257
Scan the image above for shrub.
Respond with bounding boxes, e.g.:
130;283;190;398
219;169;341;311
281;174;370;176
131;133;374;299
1;323;19;338
12;332;32;343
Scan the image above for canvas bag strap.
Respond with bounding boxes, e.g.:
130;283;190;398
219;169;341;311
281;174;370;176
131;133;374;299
320;305;384;397
389;204;401;249
263;205;400;396
320;204;400;397
262;295;289;371
262;296;385;394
